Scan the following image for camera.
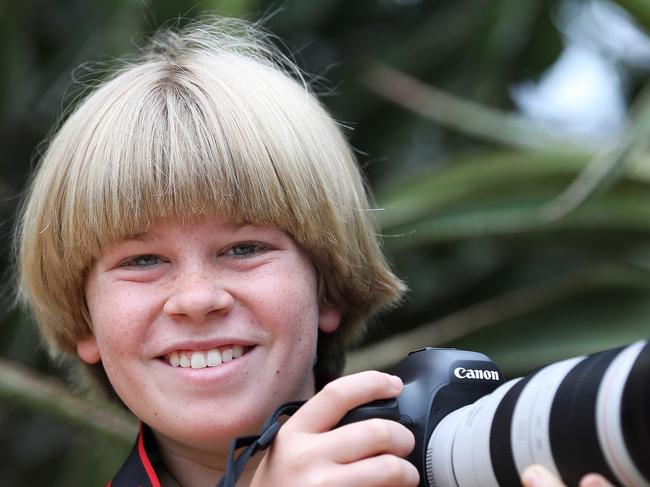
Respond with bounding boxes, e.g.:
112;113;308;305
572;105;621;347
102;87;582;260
340;341;649;487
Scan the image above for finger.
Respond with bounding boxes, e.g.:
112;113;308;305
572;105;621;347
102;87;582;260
330;454;419;487
580;474;615;487
320;418;415;463
288;371;402;433
521;464;566;487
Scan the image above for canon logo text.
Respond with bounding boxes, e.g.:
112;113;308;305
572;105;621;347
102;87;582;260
453;367;500;381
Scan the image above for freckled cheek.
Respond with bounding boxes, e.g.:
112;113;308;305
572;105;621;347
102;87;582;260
88;287;161;346
272;300;320;359
255;276;319;326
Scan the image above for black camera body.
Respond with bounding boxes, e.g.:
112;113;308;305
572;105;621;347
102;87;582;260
340;347;504;487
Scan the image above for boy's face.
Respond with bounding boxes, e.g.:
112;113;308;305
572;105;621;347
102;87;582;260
77;217;341;452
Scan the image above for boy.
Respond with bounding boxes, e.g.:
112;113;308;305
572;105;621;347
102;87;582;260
16;18;418;487
15;16;611;487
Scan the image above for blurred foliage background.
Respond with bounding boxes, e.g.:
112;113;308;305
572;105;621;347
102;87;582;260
2;0;650;484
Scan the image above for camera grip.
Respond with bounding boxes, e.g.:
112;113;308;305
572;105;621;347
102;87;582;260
337;398;413;428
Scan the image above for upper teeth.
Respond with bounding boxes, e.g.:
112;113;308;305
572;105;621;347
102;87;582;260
168;346;244;369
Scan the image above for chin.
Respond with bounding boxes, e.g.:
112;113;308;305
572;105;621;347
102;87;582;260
167;410;268;450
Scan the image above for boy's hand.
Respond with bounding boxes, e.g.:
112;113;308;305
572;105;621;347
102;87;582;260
251;371;419;487
522;464;615;487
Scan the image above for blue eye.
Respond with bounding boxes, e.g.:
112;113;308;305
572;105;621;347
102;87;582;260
124;255;160;267
229;243;262;257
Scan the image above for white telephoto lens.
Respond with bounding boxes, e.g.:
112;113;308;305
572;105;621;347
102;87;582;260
596;341;649;487
426;380;520;487
452;380;520;487
427;407;466;487
511;356;584;477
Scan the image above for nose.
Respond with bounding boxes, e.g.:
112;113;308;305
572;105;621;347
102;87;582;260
163;270;234;323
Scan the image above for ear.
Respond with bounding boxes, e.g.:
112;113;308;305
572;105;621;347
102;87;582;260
76;334;101;364
318;306;342;334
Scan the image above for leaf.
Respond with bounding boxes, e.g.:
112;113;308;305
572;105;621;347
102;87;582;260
0;358;137;446
362;63;593;152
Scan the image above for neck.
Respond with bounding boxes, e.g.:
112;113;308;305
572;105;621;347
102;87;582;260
154;431;264;487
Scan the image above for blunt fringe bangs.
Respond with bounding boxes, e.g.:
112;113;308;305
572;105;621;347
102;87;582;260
16;18;405;389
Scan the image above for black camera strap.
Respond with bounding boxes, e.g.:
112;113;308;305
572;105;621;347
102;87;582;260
215;400;306;487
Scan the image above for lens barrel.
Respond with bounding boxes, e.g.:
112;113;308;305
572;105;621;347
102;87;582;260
426;341;650;487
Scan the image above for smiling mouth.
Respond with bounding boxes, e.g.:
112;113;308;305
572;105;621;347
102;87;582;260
164;345;251;369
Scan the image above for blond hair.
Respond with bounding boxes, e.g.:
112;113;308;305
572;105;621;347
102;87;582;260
16;17;405;391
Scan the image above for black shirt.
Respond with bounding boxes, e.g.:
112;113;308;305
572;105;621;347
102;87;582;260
109;424;180;487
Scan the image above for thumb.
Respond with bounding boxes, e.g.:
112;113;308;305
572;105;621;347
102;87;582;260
580;474;615;487
522;465;566;487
